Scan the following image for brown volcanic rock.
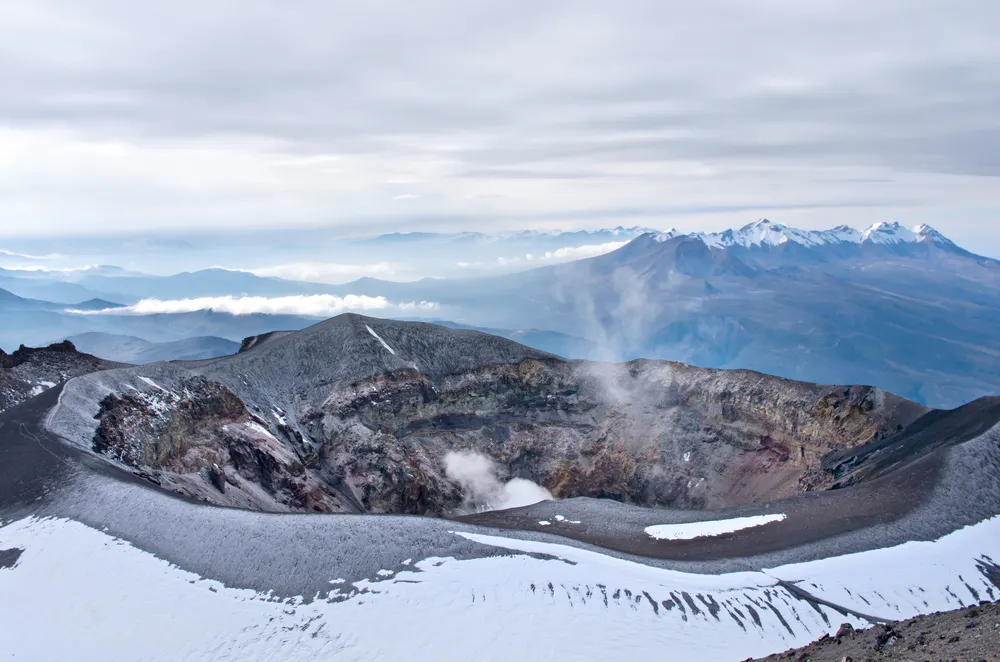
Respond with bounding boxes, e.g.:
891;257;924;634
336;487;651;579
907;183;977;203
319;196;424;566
91;376;348;512
299;352;925;514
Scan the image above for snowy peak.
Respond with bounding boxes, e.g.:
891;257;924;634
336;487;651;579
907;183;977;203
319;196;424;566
861;221;916;245
644;220;957;252
697;219;862;249
652;228;680;242
859;221;957;248
913;223;958;247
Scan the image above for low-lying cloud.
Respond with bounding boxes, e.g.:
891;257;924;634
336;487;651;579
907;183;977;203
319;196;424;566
493;241;629;267
250;261;397;283
444;451;552;513
542;241;628;261
0;249;61;260
66;294;439;317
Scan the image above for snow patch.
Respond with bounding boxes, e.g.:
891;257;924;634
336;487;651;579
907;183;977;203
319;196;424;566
553;515;581;524
646;514;787;541
137;377;178;398
244;421;278;440
365;325;396;355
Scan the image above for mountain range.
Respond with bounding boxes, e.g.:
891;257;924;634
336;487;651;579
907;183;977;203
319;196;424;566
1;220;998;408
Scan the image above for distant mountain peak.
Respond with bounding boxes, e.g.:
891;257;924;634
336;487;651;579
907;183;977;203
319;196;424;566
860;221;956;248
643;220;958;252
742;218;781;230
652;228;680;242
913;223;956;246
638;220;962;254
861;221;914;244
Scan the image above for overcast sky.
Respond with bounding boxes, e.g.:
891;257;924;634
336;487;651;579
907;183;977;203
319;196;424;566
0;1;998;252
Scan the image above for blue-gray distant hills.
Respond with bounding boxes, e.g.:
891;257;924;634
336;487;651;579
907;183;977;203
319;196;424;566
66;332;240;364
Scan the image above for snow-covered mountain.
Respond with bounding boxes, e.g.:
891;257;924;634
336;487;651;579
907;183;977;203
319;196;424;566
655;219;963;252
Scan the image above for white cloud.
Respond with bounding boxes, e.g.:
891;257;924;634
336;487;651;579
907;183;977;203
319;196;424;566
250;262;397;283
0;249;61;260
494;241;628;268
66;294;439;317
2;263;98;272
541;241;628;261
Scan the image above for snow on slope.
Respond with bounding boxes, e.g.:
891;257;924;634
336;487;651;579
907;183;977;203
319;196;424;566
1;514;997;662
698;221;860;249
365;323;397;355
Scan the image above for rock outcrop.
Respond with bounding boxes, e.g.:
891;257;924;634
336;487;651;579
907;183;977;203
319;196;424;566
91;376;349;512
0;341;122;414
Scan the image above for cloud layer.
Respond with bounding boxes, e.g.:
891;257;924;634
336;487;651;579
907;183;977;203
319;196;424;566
68;294;439;317
490;240;629;268
0;1;998;250
250;262;397;283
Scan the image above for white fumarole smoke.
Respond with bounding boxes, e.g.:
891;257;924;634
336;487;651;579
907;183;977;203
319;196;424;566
444;451;552;513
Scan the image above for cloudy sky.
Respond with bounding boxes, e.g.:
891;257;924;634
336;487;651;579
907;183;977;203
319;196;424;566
1;1;998;252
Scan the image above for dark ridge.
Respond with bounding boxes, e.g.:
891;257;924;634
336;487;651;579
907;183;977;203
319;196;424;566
1;340;80;368
238;330;294;353
0;548;23;570
823;395;1000;487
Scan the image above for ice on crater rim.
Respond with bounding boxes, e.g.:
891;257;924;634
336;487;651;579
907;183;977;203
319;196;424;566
645;514;786;541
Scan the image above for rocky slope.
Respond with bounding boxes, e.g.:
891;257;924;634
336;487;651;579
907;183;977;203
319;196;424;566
49;315;932;515
748;600;1000;661
0;340;123;414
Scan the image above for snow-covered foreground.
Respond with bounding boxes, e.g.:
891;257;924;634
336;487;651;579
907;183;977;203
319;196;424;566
1;516;997;662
